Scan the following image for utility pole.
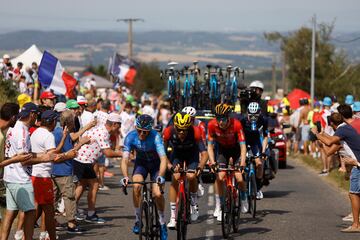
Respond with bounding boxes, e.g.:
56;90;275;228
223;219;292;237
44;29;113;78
116;18;144;59
281;51;287;94
310;14;316;107
272;55;277;98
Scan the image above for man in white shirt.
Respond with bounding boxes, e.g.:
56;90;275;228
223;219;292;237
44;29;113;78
1;103;54;240
31;110;67;240
119;102;135;145
74;113;122;223
77;96;94;127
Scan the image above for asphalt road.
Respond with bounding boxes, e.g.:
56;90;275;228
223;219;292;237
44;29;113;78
44;158;359;239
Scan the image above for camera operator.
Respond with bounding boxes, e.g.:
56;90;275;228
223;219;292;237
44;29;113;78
239;80;268;118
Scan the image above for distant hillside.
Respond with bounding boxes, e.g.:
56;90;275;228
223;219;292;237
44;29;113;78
1;30;359;70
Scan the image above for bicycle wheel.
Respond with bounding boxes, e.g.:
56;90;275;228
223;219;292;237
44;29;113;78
139;201;150;240
150;201;160;240
232;187;241;233
176;196;187;240
249;174;257;218
221;186;233;238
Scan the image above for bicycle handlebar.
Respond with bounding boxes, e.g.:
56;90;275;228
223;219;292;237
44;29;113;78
121;181;164;195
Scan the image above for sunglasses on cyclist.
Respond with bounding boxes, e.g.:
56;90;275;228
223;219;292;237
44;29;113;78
248;114;259;121
216;116;228;123
175;127;188;134
137;129;150;135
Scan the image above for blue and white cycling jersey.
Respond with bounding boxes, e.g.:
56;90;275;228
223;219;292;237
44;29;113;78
123;129;166;164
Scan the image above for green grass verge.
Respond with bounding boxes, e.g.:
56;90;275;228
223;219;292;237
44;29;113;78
295;154;350;191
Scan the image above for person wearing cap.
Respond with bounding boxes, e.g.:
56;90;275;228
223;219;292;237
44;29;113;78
74;112;122;223
353;101;360;119
40;91;56;109
0;103;57;240
77;96;95;127
30;110;69;240
318;97;334;176
345;95;355;108
17;93;32;109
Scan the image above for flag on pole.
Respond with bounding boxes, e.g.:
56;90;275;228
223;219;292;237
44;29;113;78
38;51;77;97
109;53;138;86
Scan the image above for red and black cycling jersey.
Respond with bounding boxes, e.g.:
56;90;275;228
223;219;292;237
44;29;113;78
163;125;206;157
207;118;246;147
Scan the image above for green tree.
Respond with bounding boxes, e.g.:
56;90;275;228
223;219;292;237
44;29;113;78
84;64;107;77
133;62;164;95
264;23;346;98
0;78;19;105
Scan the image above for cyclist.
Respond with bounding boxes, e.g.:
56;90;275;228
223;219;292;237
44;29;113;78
182;106;206;197
120;114;168;240
249;80;268;117
239;102;269;199
208;103;248;221
163;112;208;228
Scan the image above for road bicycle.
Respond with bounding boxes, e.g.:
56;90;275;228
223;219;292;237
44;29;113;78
244;155;257;218
174;166;196;240
224;66;244;106
122;181;163;240
182;66;192;107
207;64;221;111
161;62;181;112
218;164;241;239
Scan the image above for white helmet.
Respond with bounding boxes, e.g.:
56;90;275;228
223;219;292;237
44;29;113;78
248;102;260;114
182;106;197;117
249;80;264;90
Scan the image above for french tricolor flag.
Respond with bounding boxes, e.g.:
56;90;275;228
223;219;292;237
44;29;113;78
38;51;77;97
118;64;137;86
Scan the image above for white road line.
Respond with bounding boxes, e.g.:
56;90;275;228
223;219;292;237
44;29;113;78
208;184;214;194
206;185;215;239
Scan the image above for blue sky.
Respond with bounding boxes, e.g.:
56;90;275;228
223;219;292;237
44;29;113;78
0;0;359;32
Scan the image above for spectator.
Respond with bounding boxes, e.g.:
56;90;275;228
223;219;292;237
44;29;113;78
77;96;94;127
312;104;360;232
345;95;354;108
13;62;23;77
353;101;360;119
74;113;122;223
40;91;56;110
299;99;311;155
1;103;52;240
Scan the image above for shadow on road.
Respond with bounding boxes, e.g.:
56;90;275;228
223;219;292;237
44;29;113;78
257;209;291;218
263;190;294;198
188;235;224;240
285;164;295;170
238;226;272;236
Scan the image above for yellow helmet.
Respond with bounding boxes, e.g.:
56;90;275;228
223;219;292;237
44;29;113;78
174;112;192;130
215;103;232;116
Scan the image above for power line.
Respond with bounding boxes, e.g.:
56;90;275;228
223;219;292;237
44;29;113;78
332;36;360;43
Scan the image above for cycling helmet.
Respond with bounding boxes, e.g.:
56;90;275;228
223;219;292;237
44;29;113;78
173;112;192;130
247;102;261;114
249;80;264;90
182;106;197;117
215;103;232;117
135;114;153;131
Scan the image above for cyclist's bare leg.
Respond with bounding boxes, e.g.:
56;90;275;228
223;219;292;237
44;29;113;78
132;174;144;209
0;210;18;240
234;172;246;191
168;174;179;221
132;174;144;223
255;157;263;179
187;173;198;193
216;171;226;197
152;183;166;225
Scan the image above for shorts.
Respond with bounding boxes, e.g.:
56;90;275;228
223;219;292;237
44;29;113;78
133;159;160;181
309;131;317;142
73;161;97;181
97;155;106;166
216;144;240;166
171;157;199;171
4;182;35;212
248;143;262;157
301;125;310;142
31;176;54;205
349;167;360;194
